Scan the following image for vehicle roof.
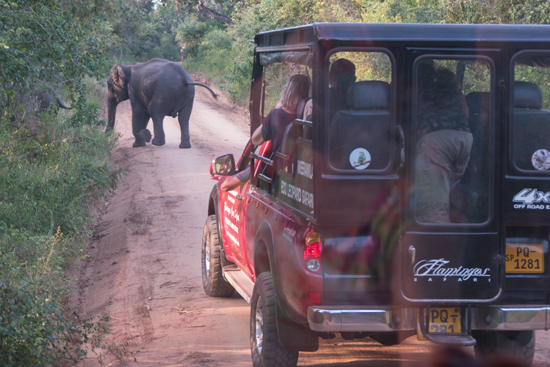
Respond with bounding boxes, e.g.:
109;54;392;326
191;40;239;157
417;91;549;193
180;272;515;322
255;23;550;49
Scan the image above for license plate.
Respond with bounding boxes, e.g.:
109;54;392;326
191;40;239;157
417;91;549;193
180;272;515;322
417;307;461;340
505;244;544;274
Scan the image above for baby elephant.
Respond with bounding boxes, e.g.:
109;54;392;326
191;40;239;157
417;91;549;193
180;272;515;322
37;85;72;113
106;58;217;148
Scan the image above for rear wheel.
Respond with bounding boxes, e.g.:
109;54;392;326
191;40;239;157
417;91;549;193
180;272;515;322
250;272;299;367
473;330;535;366
201;215;234;297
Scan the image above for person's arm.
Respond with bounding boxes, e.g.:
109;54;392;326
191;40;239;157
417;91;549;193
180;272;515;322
220;175;243;192
251;124;264;147
220;167;250;192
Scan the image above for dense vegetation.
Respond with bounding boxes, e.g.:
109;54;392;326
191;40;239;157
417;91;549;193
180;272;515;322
0;0;129;364
2;0;550;364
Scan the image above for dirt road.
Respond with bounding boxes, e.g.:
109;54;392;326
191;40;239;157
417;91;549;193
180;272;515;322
77;83;550;366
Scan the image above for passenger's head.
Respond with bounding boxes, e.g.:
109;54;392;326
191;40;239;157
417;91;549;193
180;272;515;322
417;60;436;94
421;67;461;106
280;74;311;112
329;58;356;90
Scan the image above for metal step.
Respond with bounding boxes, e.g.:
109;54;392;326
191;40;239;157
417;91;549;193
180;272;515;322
223;266;254;303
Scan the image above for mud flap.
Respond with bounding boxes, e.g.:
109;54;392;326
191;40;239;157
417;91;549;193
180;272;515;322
276;309;319;352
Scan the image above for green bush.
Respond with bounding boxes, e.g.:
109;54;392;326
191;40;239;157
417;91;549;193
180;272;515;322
0;252;115;366
0;77;125;364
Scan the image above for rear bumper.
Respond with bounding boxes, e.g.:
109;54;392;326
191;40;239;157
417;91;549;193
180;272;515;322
307;305;550;332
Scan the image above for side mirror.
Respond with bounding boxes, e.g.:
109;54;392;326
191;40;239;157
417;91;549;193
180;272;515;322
212;154;236;176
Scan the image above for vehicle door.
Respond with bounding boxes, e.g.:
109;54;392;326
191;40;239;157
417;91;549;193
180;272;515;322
219;143;252;273
400;50;502;302
502;51;550;293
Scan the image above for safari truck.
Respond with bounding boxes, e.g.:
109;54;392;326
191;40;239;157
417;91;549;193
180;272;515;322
202;23;550;366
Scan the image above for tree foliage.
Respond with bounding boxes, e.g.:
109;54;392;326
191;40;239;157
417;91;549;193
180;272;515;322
0;0;130;104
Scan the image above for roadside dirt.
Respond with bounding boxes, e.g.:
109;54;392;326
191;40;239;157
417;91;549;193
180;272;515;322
76;79;550;367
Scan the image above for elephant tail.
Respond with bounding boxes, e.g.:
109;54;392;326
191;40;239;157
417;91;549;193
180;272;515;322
44;85;72;109
187;82;218;99
55;96;72;109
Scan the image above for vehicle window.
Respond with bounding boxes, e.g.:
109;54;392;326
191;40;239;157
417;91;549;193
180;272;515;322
262;62;310;118
254;55;311;191
512;53;550;173
414;58;492;224
327;51;393;172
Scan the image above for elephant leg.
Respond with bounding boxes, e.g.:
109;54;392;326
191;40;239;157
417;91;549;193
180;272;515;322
177;98;194;149
151;113;166;146
132;109;150;148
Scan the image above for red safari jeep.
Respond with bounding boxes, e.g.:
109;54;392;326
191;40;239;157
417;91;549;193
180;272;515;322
202;23;550;367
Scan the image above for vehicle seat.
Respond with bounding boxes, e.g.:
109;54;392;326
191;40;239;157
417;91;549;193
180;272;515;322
513;81;550;171
329;81;391;170
450;91;491;223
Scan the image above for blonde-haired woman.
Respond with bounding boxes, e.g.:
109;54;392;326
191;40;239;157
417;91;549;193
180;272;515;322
252;74;310;152
221;74;310;192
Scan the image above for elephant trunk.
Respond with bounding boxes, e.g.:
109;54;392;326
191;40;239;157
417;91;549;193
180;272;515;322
106;97;118;131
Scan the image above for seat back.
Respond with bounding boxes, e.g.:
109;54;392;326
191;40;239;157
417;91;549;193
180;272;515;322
513;81;550;171
329;81;391;170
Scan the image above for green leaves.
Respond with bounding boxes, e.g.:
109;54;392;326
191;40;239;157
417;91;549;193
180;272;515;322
0;0;127;103
0;254;113;366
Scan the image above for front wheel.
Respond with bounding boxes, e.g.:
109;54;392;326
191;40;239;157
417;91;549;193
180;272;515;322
473;330;535;366
201;215;234;297
250;272;299;367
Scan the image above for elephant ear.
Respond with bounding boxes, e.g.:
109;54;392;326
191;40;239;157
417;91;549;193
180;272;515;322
110;64;126;84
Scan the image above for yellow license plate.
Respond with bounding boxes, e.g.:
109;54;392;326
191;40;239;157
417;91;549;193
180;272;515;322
506;244;544;273
417;307;461;340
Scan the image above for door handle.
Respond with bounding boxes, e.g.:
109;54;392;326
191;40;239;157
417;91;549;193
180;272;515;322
409;245;416;264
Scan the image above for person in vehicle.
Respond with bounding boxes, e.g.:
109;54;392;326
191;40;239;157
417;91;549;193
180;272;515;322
251;73;311;152
223;74;310;192
328;58;356;120
220;167;250;192
415;65;473;223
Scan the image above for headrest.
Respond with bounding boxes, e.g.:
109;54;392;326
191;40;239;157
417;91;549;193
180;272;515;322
465;92;490;115
514;81;542;109
346;81;390;110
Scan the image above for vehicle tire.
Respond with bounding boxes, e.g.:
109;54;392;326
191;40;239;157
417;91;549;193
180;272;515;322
201;215;234;297
473;330;535;365
250;272;299;367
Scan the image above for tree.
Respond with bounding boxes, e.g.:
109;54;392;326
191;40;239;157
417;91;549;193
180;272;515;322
0;0;130;108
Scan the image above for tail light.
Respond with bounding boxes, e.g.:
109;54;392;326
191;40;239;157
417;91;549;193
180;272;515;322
304;229;322;272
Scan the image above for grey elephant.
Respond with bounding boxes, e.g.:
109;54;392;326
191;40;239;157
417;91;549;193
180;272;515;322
106;58;217;148
37;85;72;113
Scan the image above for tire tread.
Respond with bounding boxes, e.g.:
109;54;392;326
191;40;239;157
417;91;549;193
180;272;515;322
251;272;298;367
202;215;234;297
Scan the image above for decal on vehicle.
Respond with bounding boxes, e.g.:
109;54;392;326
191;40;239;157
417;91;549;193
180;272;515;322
532;149;550;171
349;148;371;170
512;188;550;209
224;202;241;222
297;160;313;179
282;226;296;242
413;258;491;282
280;181;314;209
